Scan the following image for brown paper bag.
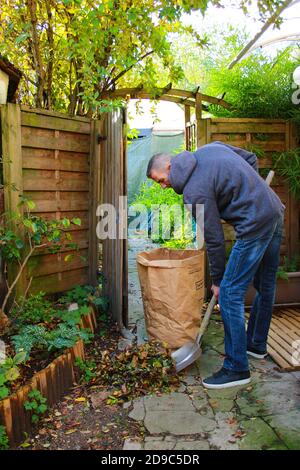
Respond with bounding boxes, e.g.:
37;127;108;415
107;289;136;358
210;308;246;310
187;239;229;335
137;248;204;349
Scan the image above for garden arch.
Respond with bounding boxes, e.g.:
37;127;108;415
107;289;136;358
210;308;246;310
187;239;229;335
102;86;231;148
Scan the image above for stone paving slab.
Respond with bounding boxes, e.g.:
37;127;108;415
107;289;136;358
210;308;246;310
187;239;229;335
125;235;300;450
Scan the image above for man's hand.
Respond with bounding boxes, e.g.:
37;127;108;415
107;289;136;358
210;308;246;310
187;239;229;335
211;284;220;300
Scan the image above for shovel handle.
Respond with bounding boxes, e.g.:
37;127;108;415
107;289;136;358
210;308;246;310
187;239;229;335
196;295;217;345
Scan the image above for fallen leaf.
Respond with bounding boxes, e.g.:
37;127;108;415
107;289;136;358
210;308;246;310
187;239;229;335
233;429;246;439
227;417;238;426
20;442;31;448
228;438;237;444
91;391;110;408
75;397;86;402
65;429;78;435
209;399;219;408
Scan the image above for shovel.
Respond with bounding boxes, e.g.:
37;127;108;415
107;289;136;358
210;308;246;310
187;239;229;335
171;295;217;372
171;170;275;373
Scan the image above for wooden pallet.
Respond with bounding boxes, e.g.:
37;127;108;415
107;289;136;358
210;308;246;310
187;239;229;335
267;308;300;371
246;308;300;371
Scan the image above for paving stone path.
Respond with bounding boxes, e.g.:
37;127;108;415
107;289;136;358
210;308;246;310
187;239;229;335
125;235;300;450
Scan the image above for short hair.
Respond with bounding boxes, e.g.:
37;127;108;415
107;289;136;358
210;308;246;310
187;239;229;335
146;153;171;178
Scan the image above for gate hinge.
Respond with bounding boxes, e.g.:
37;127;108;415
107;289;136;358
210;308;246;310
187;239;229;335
98;134;107;143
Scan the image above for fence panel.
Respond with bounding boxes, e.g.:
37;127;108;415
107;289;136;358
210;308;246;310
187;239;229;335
1;104;94;296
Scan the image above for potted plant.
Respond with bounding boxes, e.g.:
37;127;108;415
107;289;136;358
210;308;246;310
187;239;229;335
245;255;300;305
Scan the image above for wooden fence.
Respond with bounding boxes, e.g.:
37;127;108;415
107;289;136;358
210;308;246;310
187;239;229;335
0;104;128;325
1;104;93;296
198;118;299;260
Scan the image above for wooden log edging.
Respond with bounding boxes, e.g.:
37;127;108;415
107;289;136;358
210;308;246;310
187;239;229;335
0;307;97;447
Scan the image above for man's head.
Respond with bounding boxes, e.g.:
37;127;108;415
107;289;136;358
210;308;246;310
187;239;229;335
146;153;172;189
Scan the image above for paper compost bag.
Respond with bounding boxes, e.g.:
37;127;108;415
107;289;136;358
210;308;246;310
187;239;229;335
137;248;204;349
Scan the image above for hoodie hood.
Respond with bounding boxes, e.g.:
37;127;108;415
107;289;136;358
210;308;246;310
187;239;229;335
169;151;197;194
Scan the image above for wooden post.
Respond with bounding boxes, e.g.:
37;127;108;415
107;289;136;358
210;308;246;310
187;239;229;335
88;119;104;286
185;105;191;150
122;107;128;328
1;104;27;298
1;104;23;215
195;93;208;148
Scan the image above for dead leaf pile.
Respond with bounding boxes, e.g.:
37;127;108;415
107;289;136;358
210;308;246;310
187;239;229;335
91;341;180;404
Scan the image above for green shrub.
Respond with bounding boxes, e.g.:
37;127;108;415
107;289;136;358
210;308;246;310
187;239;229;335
92;296;109;315
12;323;93;358
56;305;91;326
277;255;300;280
12;325;49;359
131;181;195;247
272;149;300;200
58;285;94;306
0;425;9;450
11;292;57;325
75;358;97;384
24;389;48;423
46;324;93;352
0;352;27;400
206;47;299;122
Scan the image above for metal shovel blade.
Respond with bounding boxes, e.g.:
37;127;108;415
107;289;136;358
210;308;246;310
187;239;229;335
171;295;217;373
171;341;202;373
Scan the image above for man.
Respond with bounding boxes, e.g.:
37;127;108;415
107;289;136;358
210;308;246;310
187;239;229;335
146;141;284;389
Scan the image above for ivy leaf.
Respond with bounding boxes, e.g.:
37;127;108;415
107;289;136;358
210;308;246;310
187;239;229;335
64;254;74;262
5;366;20;382
71;218;81;226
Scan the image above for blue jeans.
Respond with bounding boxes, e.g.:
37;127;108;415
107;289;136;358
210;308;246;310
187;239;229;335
219;216;284;372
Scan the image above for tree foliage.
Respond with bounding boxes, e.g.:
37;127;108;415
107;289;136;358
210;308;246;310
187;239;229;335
169;25;299;121
205;45;300;120
0;0;289;115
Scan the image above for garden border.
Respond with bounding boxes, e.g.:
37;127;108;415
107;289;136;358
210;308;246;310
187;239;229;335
0;305;97;447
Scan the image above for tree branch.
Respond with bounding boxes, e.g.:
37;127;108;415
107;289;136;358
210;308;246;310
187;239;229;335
45;0;55;109
26;0;46;107
104;49;155;91
228;0;294;69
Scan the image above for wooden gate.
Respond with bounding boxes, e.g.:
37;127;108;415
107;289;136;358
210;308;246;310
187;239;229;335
92;109;128;327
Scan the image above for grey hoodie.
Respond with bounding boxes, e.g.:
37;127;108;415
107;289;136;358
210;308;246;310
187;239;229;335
169;142;285;286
